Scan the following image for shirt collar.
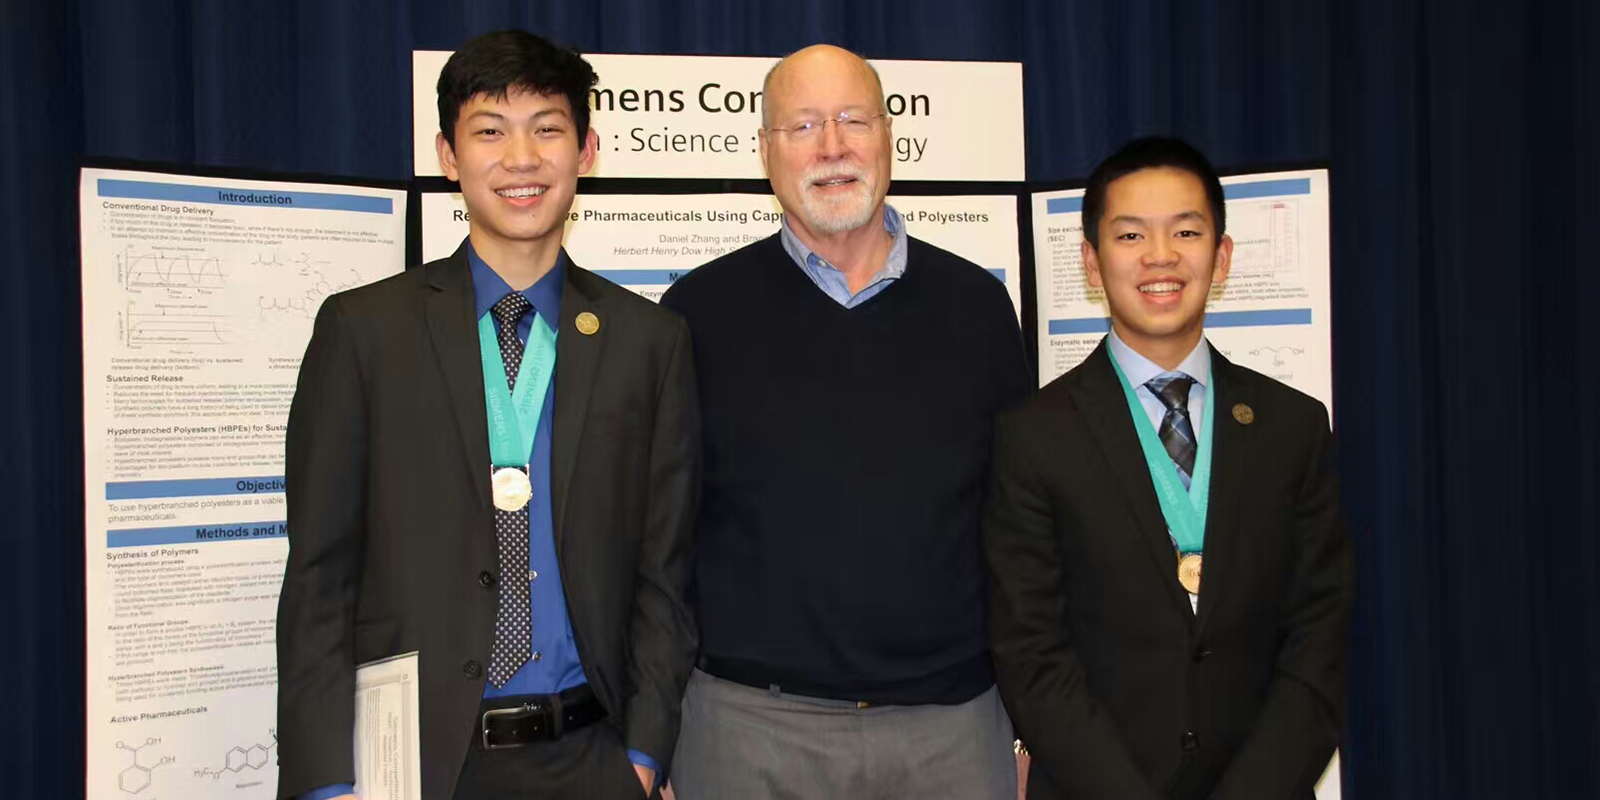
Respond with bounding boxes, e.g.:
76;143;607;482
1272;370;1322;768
1107;329;1212;390
779;204;909;283
467;238;564;331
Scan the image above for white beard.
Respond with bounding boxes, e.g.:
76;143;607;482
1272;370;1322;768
796;164;878;234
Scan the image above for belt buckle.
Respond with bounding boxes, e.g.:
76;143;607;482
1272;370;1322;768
481;699;553;750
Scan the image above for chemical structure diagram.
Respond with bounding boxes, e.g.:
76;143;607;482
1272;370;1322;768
116;738;174;794
194;728;278;781
1249;345;1306;366
258;254;365;319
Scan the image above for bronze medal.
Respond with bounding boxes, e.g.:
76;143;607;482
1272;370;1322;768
1177;552;1203;595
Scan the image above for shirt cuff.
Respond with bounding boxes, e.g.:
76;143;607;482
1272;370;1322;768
299;784;354;800
627;749;662;788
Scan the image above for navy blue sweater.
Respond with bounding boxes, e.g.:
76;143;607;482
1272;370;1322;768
661;233;1032;704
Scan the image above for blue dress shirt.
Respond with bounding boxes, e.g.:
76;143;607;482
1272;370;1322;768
779;204;909;307
300;242;655;800
467;244;588;699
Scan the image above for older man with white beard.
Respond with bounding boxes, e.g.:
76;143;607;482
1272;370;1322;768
659;45;1031;800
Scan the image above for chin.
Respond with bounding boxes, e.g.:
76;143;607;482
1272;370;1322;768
1133;318;1204;342
801;199;876;234
489;221;559;243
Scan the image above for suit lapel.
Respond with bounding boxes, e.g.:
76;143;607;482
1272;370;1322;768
550;265;607;554
1195;346;1255;634
423;246;492;507
1068;342;1194;617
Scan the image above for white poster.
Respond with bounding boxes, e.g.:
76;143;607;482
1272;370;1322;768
1030;170;1333;413
422;192;1022;318
413;52;1024;181
81;167;407;799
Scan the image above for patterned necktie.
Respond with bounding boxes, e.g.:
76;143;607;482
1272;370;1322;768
486;292;534;687
1145;373;1197;489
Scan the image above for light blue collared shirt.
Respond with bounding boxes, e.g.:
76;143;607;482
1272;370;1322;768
779;205;909;307
1106;330;1211;453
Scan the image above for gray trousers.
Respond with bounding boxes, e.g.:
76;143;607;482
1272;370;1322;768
670;669;1016;800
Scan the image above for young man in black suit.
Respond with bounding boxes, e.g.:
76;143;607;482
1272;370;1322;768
276;30;699;800
985;137;1352;800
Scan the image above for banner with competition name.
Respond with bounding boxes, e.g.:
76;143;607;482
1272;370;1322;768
420;192;1021;318
413;51;1027;318
413;52;1024;182
80;165;407;799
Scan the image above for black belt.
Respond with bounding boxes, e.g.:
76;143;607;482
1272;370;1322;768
479;684;606;749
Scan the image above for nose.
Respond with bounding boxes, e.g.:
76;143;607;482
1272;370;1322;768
815;119;847;159
1143;235;1178;268
502;131;542;171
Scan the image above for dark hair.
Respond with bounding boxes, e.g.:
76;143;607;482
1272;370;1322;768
436;30;598;149
1080;137;1226;250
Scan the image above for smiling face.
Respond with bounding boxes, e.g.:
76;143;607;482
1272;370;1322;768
1083;166;1233;360
436;87;597;261
759;46;893;238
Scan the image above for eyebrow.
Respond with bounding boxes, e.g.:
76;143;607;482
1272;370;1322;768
463;108;570;124
781;103;876;118
1109;210;1209;226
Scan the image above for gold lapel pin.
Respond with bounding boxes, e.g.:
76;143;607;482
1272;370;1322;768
575;311;600;336
1232;403;1255;425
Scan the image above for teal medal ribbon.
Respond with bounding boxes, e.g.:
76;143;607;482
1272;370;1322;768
478;311;557;510
1107;346;1215;555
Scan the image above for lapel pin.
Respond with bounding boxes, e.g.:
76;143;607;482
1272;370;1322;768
575;311;600;336
1232;403;1255;425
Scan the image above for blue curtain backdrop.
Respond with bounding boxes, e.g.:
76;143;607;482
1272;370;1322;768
3;1;1596;797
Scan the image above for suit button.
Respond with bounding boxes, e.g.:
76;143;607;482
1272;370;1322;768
463;660;482;678
1180;731;1198;751
1193;646;1212;662
478;571;496;588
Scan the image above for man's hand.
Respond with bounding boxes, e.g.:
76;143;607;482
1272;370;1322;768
328;795;357;800
634;764;657;797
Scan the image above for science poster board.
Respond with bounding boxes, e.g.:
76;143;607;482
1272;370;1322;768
81;165;407;799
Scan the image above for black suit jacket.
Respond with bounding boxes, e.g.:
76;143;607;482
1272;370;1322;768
985;341;1351;800
275;246;700;799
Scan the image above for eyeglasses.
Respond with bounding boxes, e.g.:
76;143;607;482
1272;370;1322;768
765;113;886;142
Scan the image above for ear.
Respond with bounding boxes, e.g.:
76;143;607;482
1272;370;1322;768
757;127;770;175
436;132;460;182
1081;238;1104;288
1211;233;1234;285
578;126;599;176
